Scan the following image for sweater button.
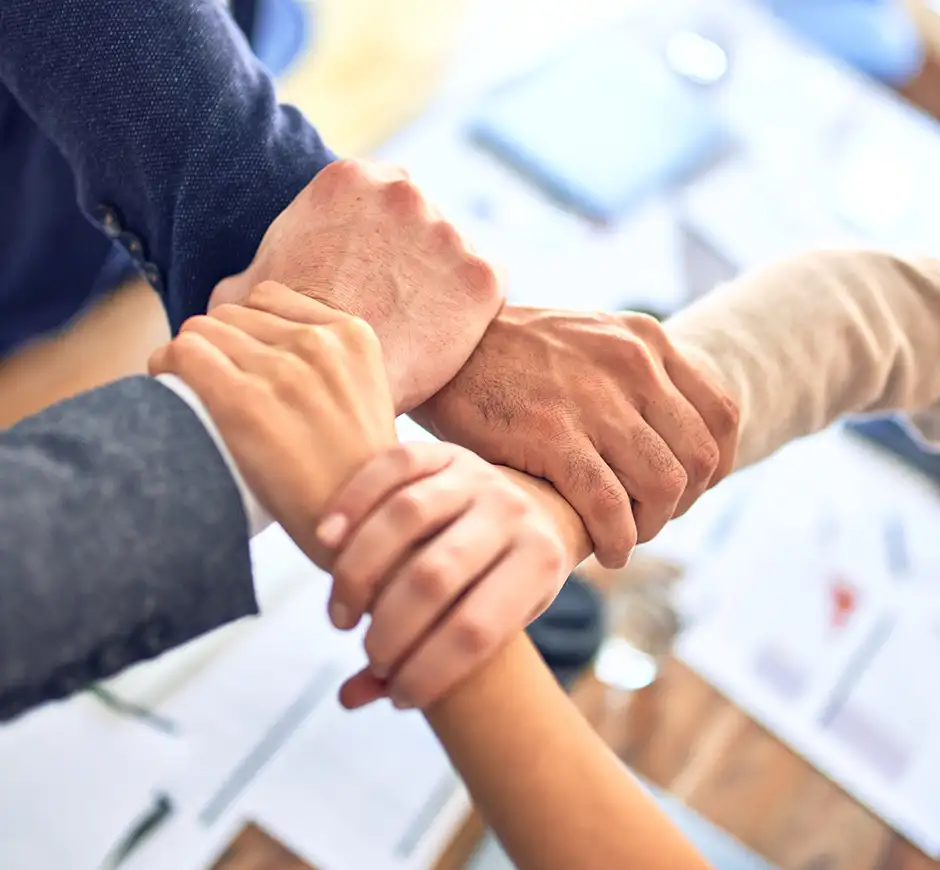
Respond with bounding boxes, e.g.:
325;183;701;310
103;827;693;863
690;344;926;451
93;204;123;239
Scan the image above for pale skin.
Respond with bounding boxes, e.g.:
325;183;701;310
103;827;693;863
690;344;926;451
151;285;712;870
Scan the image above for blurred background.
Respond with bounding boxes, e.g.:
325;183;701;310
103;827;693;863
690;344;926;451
4;1;940;869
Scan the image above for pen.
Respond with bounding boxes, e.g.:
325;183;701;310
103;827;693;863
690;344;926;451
100;793;174;869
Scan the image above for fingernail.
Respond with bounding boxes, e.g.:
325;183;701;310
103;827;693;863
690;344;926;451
390;690;414;711
371;662;389;680
318;513;348;548
329;600;356;630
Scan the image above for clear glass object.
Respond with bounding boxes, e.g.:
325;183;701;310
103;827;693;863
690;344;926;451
594;555;683;692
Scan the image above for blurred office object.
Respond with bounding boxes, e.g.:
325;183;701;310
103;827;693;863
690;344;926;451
469;34;728;221
277;0;472;155
674;429;940;857
250;0;310;77
593;555;683;693
765;0;925;84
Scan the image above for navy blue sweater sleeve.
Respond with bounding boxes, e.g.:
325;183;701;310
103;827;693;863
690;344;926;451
0;0;335;329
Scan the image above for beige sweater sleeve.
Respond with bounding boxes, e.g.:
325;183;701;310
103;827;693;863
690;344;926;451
664;250;940;469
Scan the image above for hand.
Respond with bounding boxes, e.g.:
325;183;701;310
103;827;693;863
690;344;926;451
149;281;397;564
210;159;505;414
317;443;567;711
411;307;739;569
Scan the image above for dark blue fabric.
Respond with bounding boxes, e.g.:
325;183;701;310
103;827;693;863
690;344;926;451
0;0;334;356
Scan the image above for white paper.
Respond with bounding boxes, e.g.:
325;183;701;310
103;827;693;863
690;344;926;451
678;430;940;856
122;529;465;870
0;694;185;869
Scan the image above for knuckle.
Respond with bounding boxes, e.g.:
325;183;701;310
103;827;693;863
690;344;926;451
715;390;741;439
617;336;658;378
388;444;427;479
453;614;495;655
337;314;380;355
207;303;242;322
431;218;462;250
622;311;667;343
534;534;565;576
384;177;424;214
689;438;720;483
496;486;530;520
662;461;689;498
323;157;362;185
557;447;605;496
268;357;306;404
289;326;325;362
458;254;502;306
166;331;200;358
409;556;451;601
245;280;286;307
389;489;432;530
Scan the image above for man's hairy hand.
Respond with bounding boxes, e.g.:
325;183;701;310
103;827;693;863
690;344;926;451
412;307;739;568
211;159;505;413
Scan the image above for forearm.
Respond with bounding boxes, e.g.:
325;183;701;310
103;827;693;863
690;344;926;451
0;378;256;721
422;469;707;870
666;250;940;469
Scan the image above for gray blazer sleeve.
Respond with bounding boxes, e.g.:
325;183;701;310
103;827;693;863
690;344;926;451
0;377;258;721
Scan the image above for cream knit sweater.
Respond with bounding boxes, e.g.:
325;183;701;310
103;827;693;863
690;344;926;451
665;250;940;468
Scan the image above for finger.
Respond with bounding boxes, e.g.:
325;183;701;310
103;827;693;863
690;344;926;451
363;500;512;679
329;464;474;629
148;331;244;406
242;281;347;325
542;437;637;570
318;443;458;550
665;353;740;489
179;315;288;376
389;544;558;710
147;343;170;376
640;382;718;518
338;669;388;710
601;414;686;546
207;301;329;348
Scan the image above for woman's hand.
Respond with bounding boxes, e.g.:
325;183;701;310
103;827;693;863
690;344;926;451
149;281;398;566
317;443;568;710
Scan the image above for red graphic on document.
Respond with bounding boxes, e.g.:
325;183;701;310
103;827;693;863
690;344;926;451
829;577;859;633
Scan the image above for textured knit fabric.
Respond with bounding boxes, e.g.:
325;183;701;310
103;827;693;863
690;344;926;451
0;0;335;349
666;249;940;466
0;376;256;722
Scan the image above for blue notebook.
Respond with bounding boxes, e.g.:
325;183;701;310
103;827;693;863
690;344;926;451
469;32;728;222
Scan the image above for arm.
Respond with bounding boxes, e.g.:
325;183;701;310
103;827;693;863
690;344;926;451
426;474;713;870
0;3;504;417
421;248;940;869
0;377;257;722
0;0;333;328
154;294;709;869
666;249;940;468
